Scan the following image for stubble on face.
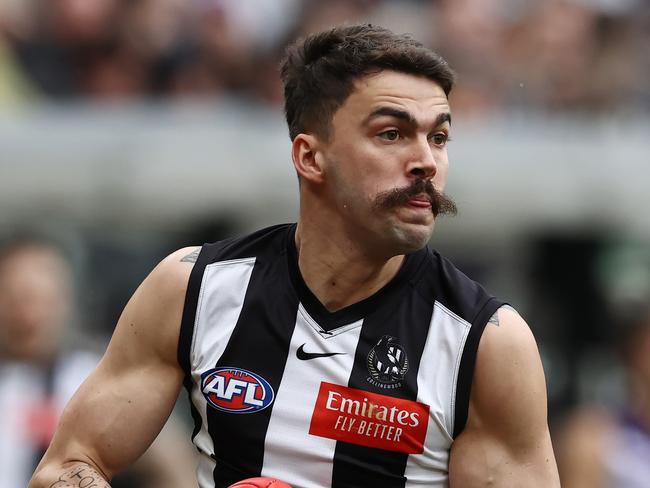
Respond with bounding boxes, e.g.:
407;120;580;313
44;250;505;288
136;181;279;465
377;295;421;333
320;71;456;255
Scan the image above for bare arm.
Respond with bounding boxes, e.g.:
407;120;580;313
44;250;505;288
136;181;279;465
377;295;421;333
449;306;560;487
29;247;200;487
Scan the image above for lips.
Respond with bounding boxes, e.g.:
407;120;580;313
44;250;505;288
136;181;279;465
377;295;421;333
407;194;432;208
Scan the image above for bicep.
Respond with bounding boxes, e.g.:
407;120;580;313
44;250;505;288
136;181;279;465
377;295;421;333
449;307;560;487
450;420;557;487
48;348;183;477
40;250;194;479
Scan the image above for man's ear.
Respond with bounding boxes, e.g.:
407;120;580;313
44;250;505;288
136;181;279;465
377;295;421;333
292;133;326;184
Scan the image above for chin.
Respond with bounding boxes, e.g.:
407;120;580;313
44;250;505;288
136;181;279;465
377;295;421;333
384;222;434;255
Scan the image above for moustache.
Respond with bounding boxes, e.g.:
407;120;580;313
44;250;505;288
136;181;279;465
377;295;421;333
374;180;458;217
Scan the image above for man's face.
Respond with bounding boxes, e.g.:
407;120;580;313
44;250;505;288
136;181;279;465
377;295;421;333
318;70;454;256
0;247;72;362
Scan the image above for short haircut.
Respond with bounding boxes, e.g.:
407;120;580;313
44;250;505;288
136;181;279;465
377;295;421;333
280;24;455;141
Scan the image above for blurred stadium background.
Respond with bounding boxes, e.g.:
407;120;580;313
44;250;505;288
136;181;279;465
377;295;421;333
1;0;649;485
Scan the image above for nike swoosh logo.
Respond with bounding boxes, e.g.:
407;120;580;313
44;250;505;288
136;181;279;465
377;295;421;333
296;343;345;360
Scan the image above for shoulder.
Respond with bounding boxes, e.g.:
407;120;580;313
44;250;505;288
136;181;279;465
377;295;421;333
107;246;200;364
478;306;537;363
142;245;202;312
148;226;291;317
158;246;201;273
196;224;294;264
472;307;549;438
450;307;560;485
140;246;200;302
418;248;503;324
155;245;206;281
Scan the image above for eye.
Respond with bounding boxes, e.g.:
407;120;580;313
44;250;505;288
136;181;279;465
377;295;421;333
378;129;400;141
430;133;449;147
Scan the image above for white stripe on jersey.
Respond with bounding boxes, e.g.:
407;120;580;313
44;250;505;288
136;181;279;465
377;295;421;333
403;301;471;487
261;304;363;488
190;257;256;483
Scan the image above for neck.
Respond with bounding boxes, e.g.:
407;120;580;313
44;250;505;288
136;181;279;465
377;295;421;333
295;219;405;312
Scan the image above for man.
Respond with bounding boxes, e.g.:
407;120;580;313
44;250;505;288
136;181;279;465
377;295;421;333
30;24;559;487
0;237;197;488
0;238;96;488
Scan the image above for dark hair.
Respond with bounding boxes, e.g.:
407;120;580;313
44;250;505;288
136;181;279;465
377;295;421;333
280;24;455;141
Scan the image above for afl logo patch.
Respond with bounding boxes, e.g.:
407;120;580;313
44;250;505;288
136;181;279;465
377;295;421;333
367;335;409;389
201;367;274;414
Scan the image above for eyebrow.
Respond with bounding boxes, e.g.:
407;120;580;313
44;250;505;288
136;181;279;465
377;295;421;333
365;107;452;129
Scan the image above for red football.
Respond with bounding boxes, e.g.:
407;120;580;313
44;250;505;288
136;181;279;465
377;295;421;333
228;477;292;488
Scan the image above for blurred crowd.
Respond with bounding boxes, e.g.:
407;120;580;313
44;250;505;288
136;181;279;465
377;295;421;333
0;0;649;115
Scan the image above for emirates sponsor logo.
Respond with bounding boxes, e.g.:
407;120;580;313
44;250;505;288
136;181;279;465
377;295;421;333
309;382;429;453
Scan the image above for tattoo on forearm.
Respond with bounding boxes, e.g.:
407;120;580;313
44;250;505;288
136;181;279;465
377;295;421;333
48;465;110;488
487;305;519;327
180;248;200;263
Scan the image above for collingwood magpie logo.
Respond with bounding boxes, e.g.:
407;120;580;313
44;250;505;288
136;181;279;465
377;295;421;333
366;335;409;389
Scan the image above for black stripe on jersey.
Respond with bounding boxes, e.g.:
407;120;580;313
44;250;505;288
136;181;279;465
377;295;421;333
452;297;504;438
178;246;214;443
208;250;299;488
331;273;433;488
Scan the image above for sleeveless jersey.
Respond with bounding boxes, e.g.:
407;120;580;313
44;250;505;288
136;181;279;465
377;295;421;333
178;224;504;488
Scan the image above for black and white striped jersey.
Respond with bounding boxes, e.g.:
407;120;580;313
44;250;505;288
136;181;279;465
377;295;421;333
178;224;504;488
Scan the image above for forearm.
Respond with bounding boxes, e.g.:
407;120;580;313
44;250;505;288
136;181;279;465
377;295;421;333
29;462;111;488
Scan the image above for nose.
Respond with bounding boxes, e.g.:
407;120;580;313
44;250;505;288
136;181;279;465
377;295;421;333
407;135;437;180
